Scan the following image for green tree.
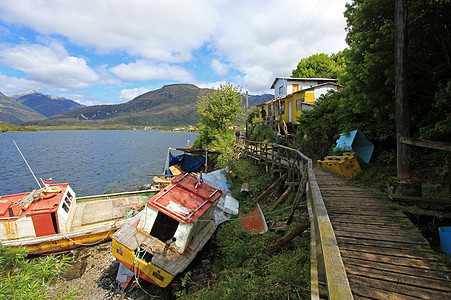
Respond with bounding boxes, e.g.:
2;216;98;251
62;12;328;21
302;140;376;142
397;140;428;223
291;52;345;79
341;0;451;147
194;82;243;149
196;82;243;131
296;0;451;156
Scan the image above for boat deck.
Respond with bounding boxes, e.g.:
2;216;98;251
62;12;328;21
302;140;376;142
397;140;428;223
71;192;154;230
113;220;216;275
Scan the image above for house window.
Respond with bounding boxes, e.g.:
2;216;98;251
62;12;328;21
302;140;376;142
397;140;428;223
280;101;285;114
279;86;283;94
268;103;272;116
296;98;305;110
293;84;299;92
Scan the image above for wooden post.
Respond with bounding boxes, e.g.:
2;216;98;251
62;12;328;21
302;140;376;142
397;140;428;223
269;217;309;252
287;167;308;225
395;0;410;179
269;186;292;212
245;91;249;113
253;173;287;205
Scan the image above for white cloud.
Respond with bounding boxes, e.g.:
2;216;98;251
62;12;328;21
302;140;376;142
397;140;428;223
0;72;43;95
211;59;228;76
0;0;349;101
119;87;150;102
196;81;229;90
110;60;194;82
0;42;99;91
0;0;220;62
209;0;348;91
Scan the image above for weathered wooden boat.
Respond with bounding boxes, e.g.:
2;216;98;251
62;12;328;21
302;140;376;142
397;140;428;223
111;172;223;288
0;183;158;255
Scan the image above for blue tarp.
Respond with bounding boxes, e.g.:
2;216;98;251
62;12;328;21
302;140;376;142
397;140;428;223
333;130;374;163
168;152;206;173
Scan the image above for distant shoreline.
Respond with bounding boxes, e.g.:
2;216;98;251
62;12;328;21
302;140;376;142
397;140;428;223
0;123;197;133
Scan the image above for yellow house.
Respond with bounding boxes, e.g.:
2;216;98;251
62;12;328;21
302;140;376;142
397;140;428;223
256;81;341;132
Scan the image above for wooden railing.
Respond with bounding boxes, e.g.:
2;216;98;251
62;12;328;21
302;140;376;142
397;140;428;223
243;140;353;299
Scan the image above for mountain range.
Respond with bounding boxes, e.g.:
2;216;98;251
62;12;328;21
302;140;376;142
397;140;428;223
11;91;85;118
1;85;273;127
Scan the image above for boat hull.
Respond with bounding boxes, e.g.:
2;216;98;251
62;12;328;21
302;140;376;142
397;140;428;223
112;238;175;288
16;229;116;255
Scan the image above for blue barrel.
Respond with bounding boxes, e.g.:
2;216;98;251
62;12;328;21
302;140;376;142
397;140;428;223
439;227;451;258
333;130;374;164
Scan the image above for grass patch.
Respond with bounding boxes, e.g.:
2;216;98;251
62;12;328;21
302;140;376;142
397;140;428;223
0;122;34;132
0;246;77;299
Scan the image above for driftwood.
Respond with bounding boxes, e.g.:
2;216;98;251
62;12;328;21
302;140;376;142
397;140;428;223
269;186;292;212
253;173;287;204
269;217;309;252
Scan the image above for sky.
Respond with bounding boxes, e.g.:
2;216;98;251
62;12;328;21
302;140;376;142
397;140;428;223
0;0;349;106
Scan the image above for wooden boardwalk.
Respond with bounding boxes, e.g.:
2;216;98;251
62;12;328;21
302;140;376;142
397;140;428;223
314;167;451;299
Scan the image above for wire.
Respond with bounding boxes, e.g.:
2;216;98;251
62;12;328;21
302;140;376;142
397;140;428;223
271;0;336;75
190;205;296;222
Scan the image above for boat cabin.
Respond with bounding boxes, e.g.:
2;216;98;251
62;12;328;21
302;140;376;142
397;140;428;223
0;184;76;240
137;173;222;254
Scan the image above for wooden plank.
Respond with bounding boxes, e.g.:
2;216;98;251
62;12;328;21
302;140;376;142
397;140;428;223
336;236;432;252
331;220;414;229
253;173;287;204
346;264;450;292
340;250;442;269
269;186;292;212
343;257;451;281
349;279;426;300
329;214;410;224
399;136;451;152
339;243;440;261
389;194;451;205
332;226;423;238
334;230;426;244
348;274;450;299
328;210;404;218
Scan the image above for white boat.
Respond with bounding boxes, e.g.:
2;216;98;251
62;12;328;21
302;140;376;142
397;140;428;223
0;183;159;255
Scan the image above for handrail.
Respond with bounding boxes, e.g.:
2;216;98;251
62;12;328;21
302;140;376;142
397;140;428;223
243;140;353;299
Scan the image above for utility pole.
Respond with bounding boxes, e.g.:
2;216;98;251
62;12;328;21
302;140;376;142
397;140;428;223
395;0;410;179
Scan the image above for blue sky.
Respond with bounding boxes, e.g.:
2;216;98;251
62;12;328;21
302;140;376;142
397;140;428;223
0;0;349;106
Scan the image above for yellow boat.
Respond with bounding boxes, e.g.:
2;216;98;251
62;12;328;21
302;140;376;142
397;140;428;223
112;173;222;287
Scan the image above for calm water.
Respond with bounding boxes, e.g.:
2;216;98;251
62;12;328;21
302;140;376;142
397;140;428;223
0;130;198;196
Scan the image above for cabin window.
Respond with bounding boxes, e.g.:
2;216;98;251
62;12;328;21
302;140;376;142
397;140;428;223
279;86;283;94
61;201;70;213
150;211;179;242
296;98;305;110
268;104;272;116
64;194;73;206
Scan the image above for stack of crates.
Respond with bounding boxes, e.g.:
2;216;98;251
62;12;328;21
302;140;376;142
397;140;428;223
317;152;361;178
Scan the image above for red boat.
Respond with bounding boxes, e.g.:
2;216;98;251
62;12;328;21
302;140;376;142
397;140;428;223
0;183;158;255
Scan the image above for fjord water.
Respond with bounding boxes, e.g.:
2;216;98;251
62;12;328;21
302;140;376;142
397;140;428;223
0;130;198;196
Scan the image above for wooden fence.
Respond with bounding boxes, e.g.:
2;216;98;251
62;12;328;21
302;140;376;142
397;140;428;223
243;140;353;299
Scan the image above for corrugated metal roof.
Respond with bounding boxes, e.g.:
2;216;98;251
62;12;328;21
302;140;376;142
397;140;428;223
270;77;338;89
148;173;222;224
238;204;268;234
